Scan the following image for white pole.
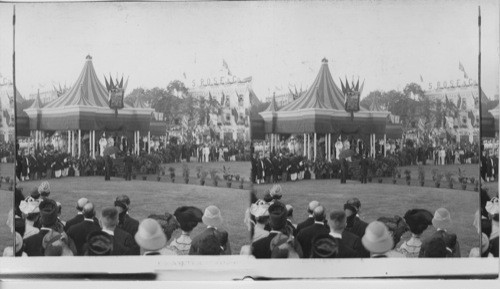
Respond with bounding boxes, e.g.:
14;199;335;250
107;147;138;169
325;134;328;160
307;134;310;160
148;131;151;154
303;134;306;157
314;133;317;161
78;129;81;158
384;134;387;157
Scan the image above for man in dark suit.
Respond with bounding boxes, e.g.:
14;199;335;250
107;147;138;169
115;195;140;238
123;151;133;181
255;153;265;184
296;206;330;258
64;198;99;231
24;199;59;256
295;200;328;236
344;198;368;239
329;210;368;258
100;206;139;255
252;202;290;259
67;202;101;255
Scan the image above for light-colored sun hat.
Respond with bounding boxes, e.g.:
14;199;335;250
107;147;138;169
361;221;394;254
431;208;453;230
202;205;223;228
134;218;167;251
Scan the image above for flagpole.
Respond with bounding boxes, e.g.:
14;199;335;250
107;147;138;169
477;5;483;258
12;5;17;257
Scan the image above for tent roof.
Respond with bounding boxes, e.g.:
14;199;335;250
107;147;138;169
43;55;110;109
28;91;44;109
279;58;345;111
264;94;278;112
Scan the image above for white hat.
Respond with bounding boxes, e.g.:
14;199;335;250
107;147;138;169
485;198;499;215
19;197;40;215
432;208;453;230
202;205;223;228
362;221;394;254
134;219;167;251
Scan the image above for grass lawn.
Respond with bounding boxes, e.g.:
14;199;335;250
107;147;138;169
16;176;250;255
0;190;13;255
254;178;481;257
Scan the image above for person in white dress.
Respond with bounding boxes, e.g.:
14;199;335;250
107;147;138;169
335;138;343;160
99;134;107;157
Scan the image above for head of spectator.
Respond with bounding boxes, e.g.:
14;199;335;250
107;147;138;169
82;202;95;220
196;234;222;255
76;198;89;212
174;206;203;234
377;215;409;248
311;234;339;258
269;184;283;201
114;195;131;214
148;213;180;241
202;205;223;229
38;181;51;199
362;221;394;256
85;231;113;256
313;205;326;222
424;237;447;258
307;200;320;216
329;210;347;233
135;218;167;253
43;230;74;256
344;198;361;217
101;207;119;231
268;202;288;231
2;232;24;257
404;209;433;237
432;208;453;231
14;188;25;217
251;203;270;227
39;199;58;228
286;204;294;219
30;187;40;200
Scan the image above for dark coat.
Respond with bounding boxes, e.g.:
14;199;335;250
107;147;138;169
345;215;368;239
255;159;265;180
296;223;330;258
332;236;359;258
118;213;140;238
23;229;51;256
251;232;279;259
295;217;328;237
67;220;102;255
189;227;231;255
341;230;369;258
419;230;461;257
110;227;140;256
490;236;499;257
64;214;100;232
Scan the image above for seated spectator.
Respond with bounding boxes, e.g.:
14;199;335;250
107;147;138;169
38;181;51;200
469;233;493;258
250;202;270;242
419;208;461;257
169;206;203;255
422;237;447;258
189;206;231;255
310;234;340;258
344;198;368;239
2;233;27;257
43;230;76;256
65;198;99;231
295;200;320;235
66;202;101;256
361;221;394;258
115;195;139;238
135;218;174;256
84;231;114;256
328;210;365;258
377;215;409;258
398;209;433;257
24;199;60;256
297;205;329;258
101;207;139;255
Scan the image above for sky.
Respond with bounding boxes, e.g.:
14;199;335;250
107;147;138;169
0;0;498;101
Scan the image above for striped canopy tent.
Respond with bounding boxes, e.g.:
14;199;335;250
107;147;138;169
24;55;154;157
259;58;389;160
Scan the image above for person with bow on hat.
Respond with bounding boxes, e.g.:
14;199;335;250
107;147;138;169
66;202;102;256
377;215;409;258
135;218;175;255
64;198;100;231
19;193;41;239
169;206;203;255
249;202;270;242
344;198;368;239
24;199;64;256
99;207;139;255
115;195;140;238
328;210;368;258
38;181;51;200
418;208;461;257
296;205;330;258
189;205;231;255
398;209;433;258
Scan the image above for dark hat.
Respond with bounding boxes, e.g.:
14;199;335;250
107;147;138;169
114;200;128;211
39;199;58;227
263;191;273;203
424;237;447;257
268;202;287;230
377;215;409;247
311;234;339;258
197;234;222;255
343;203;358;214
148;213;180;241
174;206;203;232
30;187;40;199
86;231;113;256
403;209;433;235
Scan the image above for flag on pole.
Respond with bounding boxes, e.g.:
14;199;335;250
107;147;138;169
223;59;232;76
420;75;424;82
459;61;467;78
183;72;187;79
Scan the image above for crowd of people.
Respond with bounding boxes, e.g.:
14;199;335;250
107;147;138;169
0;141;15;162
4;181;233;256
250;152;309;184
241;184;499;258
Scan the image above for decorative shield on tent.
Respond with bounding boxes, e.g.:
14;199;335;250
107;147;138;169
109;88;124;110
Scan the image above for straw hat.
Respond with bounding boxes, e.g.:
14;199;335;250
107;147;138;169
361;221;394;254
134;218;167;251
38;181;51;196
431;208;453;230
202;205;223;228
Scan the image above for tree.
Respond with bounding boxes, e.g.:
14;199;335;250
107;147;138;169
124;87;146;106
360;90;384;109
167;80;188;97
403;83;424;100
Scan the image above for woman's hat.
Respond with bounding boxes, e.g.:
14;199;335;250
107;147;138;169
361;221;394;254
404;209;433;235
377;215;409;247
250;203;269;218
39;199;58;227
19;197;40;215
135;218;167;251
268;202;287;230
38;181;51;196
147;213;180;241
432;208;453;230
269;185;283;200
202;205;223;228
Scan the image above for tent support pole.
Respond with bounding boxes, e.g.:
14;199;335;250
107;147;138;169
384;134;387;157
314;133;317;161
78;129;81;158
148;131;151;154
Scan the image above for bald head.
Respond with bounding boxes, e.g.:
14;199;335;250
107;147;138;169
313;206;326;222
82;202;95;219
77;198;89;211
307;201;320;214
